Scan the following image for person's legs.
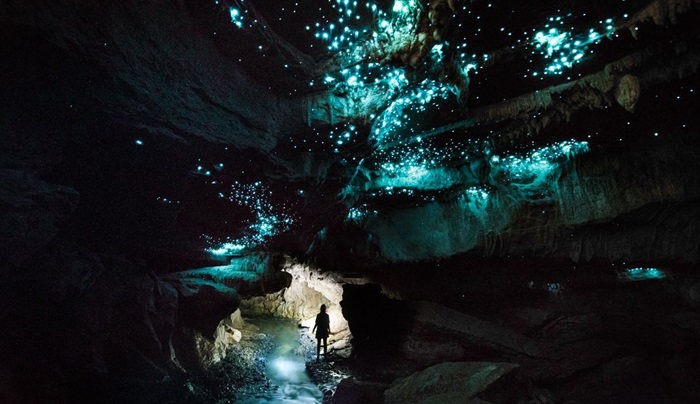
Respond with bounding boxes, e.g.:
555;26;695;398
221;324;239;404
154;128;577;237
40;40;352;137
316;338;321;359
322;337;327;355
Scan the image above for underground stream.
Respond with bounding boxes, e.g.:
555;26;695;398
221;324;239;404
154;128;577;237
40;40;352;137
237;317;324;403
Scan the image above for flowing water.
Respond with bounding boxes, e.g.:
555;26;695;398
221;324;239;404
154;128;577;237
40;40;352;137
237;317;324;403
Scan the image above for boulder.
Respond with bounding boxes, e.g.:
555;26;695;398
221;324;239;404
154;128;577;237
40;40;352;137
536;313;604;344
408;301;561;360
680;280;700;310
384;361;520;404
331;378;387;404
557;356;671;403
165;275;240;337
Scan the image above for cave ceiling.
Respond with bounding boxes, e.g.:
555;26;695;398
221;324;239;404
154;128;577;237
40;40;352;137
1;0;699;271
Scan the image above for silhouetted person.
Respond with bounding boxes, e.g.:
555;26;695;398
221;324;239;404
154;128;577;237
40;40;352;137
312;304;330;360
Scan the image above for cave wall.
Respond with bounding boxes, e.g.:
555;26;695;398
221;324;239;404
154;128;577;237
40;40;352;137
0;0;699;401
0;0;306;150
333;135;700;263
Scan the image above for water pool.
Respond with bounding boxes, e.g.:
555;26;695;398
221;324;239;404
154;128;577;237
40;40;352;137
236;317;323;403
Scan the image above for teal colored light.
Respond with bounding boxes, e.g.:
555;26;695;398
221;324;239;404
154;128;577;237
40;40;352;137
462;62;477;74
229;6;244;28
464;186;490;202
375;163;431;188
205;182;297;255
180;258;267;282
319;123;361;153
208;243;245;255
311;0;420;91
363;139;589;200
531;16;616;75
618;267;667;282
430;44;444;61
193;165;213;177
370;79;454;144
535;29;569;56
347;205;376;222
393;0;416;14
460;186;492;224
492;140;590;196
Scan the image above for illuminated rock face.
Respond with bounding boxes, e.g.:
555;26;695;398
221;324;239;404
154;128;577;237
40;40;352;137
239;260;359;357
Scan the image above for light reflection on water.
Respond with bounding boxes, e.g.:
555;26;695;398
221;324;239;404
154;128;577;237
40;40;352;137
237;317;323;403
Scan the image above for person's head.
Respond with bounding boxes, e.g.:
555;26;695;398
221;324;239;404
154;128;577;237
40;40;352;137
320;304;326;313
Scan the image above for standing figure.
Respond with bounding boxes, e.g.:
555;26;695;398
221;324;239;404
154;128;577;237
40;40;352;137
312;304;331;360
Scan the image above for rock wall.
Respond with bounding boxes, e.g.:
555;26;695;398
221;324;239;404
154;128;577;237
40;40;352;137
240;259;368;356
334;262;700;402
358;136;700;262
0;170;79;270
0;0;307;151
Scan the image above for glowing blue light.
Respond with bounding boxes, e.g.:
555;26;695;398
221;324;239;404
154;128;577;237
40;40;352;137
134;139;143;145
347;205;374;222
462;62;478;76
370;79;454;144
204;181;297;254
229;7;244;28
617;267;667;282
535;29;569;55
531;16;616;75
490;140;590;198
208;243;246;255
393;0;406;12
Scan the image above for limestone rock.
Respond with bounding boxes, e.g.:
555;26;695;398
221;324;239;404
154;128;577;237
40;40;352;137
240;260;364;355
408;301;561;360
0;169;79;269
557;356;671;402
667;311;700;339
400;339;466;365
330;378;387;404
209;310;245;363
536;313;604;344
680;280;700;309
165;275;240;337
521;338;619;382
384;361;519;404
614;74;641;112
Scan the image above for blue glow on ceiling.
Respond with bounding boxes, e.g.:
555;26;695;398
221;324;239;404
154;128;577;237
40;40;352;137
530;16;616;75
205;181;297;256
492;140;590;198
370;79;456;145
206;1;639;254
229;6;244;28
617;267;667;282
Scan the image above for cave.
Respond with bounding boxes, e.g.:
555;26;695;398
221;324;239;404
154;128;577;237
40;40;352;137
1;0;700;402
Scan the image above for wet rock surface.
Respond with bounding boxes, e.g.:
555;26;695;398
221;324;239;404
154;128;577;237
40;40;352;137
306;356;352;400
